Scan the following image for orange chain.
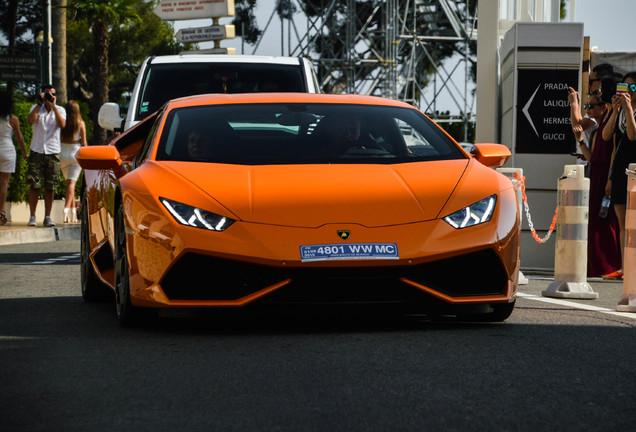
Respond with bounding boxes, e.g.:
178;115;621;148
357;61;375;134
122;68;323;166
513;173;558;244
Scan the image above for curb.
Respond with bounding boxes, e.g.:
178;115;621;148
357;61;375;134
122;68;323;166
0;224;81;246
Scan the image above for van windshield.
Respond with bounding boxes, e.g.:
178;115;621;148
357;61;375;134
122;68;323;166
136;62;307;121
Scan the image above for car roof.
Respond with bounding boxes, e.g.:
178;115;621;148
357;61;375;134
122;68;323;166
148;54;304;66
166;92;416;109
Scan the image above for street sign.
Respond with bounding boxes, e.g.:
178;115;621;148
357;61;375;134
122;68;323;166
515;69;578;154
0;55;39;81
184;47;237;55
153;0;235;20
175;25;235;43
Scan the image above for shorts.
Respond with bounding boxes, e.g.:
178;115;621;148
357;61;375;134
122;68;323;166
26;151;61;190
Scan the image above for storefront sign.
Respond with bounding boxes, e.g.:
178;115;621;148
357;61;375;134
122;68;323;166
516;69;579;154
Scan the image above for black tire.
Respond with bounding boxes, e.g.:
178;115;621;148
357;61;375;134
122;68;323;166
115;203;156;327
114;203;148;326
81;192;107;302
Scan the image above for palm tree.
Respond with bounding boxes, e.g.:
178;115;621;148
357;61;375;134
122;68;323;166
68;0;139;144
52;0;67;104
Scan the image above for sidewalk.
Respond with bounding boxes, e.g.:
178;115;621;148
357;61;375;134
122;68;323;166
0;200;80;246
0;221;80;245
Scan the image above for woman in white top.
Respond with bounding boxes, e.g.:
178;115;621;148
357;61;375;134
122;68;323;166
59;100;87;223
0;93;27;225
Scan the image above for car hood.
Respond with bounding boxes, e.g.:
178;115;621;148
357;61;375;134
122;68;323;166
160;160;470;228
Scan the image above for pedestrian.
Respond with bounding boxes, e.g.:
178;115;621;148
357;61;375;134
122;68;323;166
588;63;614;96
59;100;87;223
572;90;622;277
602;72;636;279
568;86;596;167
0;92;28;225
26;85;66;227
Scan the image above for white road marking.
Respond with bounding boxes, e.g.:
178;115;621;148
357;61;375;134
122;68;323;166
517;292;636;320
6;253;81;266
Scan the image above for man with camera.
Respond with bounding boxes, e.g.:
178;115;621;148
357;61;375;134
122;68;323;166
26;85;66;227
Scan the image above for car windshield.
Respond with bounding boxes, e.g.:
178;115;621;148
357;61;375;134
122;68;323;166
155;103;465;165
136;63;307;121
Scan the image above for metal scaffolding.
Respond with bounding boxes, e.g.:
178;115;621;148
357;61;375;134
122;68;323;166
249;0;477;136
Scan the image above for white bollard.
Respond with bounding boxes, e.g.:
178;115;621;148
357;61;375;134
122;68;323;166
497;167;528;285
542;165;598;299
616;163;636;311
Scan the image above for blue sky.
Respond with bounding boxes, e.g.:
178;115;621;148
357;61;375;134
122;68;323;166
178;0;636;55
172;0;634;113
572;0;634;52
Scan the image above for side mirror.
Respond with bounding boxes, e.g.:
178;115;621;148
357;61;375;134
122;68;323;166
76;145;123;174
98;103;124;131
470;143;511;168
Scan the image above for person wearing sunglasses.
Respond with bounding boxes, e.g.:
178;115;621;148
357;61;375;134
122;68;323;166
602;72;636;279
26;84;66;227
569;86;597;158
588;63;614;97
572;90;622;278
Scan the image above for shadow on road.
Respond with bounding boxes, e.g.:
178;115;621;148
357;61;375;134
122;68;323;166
0;294;508;337
2;295;636;432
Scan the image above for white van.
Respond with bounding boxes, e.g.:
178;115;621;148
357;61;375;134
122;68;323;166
99;54;321;131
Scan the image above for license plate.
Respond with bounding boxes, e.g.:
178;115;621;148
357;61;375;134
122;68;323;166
300;243;399;262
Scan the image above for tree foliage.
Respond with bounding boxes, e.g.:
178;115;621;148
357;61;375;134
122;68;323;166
66;0;183;108
68;0;142;144
232;0;262;44
1;0;184;201
0;0;40;49
0;0;183;144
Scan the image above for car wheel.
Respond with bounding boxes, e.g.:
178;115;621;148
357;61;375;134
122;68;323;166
81;192;106;302
114;203;147;326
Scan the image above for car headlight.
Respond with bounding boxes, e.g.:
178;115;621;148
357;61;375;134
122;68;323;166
443;194;496;229
160;197;234;231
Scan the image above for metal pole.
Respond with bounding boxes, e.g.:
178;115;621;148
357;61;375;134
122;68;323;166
464;10;469;142
43;0;52;85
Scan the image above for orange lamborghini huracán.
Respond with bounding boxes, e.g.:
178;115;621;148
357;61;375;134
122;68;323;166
77;93;519;325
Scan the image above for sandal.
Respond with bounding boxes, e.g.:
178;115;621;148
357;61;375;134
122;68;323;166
602;270;623;280
0;211;6;225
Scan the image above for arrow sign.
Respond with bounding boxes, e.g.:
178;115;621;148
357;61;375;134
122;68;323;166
175;25;235;43
153;0;235;20
522;84;541;138
515;69;578;154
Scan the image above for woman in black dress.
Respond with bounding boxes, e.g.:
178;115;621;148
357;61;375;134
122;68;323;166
604;72;636;278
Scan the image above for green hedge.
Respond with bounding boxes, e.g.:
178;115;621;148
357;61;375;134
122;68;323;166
7;101;92;203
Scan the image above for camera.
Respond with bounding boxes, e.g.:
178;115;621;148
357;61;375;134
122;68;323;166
44;92;54;102
37;94;44;104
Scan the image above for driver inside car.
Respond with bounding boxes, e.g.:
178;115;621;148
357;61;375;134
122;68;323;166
323;114;367;157
187;130;215;159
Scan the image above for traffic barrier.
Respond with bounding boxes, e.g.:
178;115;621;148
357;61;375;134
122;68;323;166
542;165;598;299
616;163;636;311
497;168;528;285
514;173;558;244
